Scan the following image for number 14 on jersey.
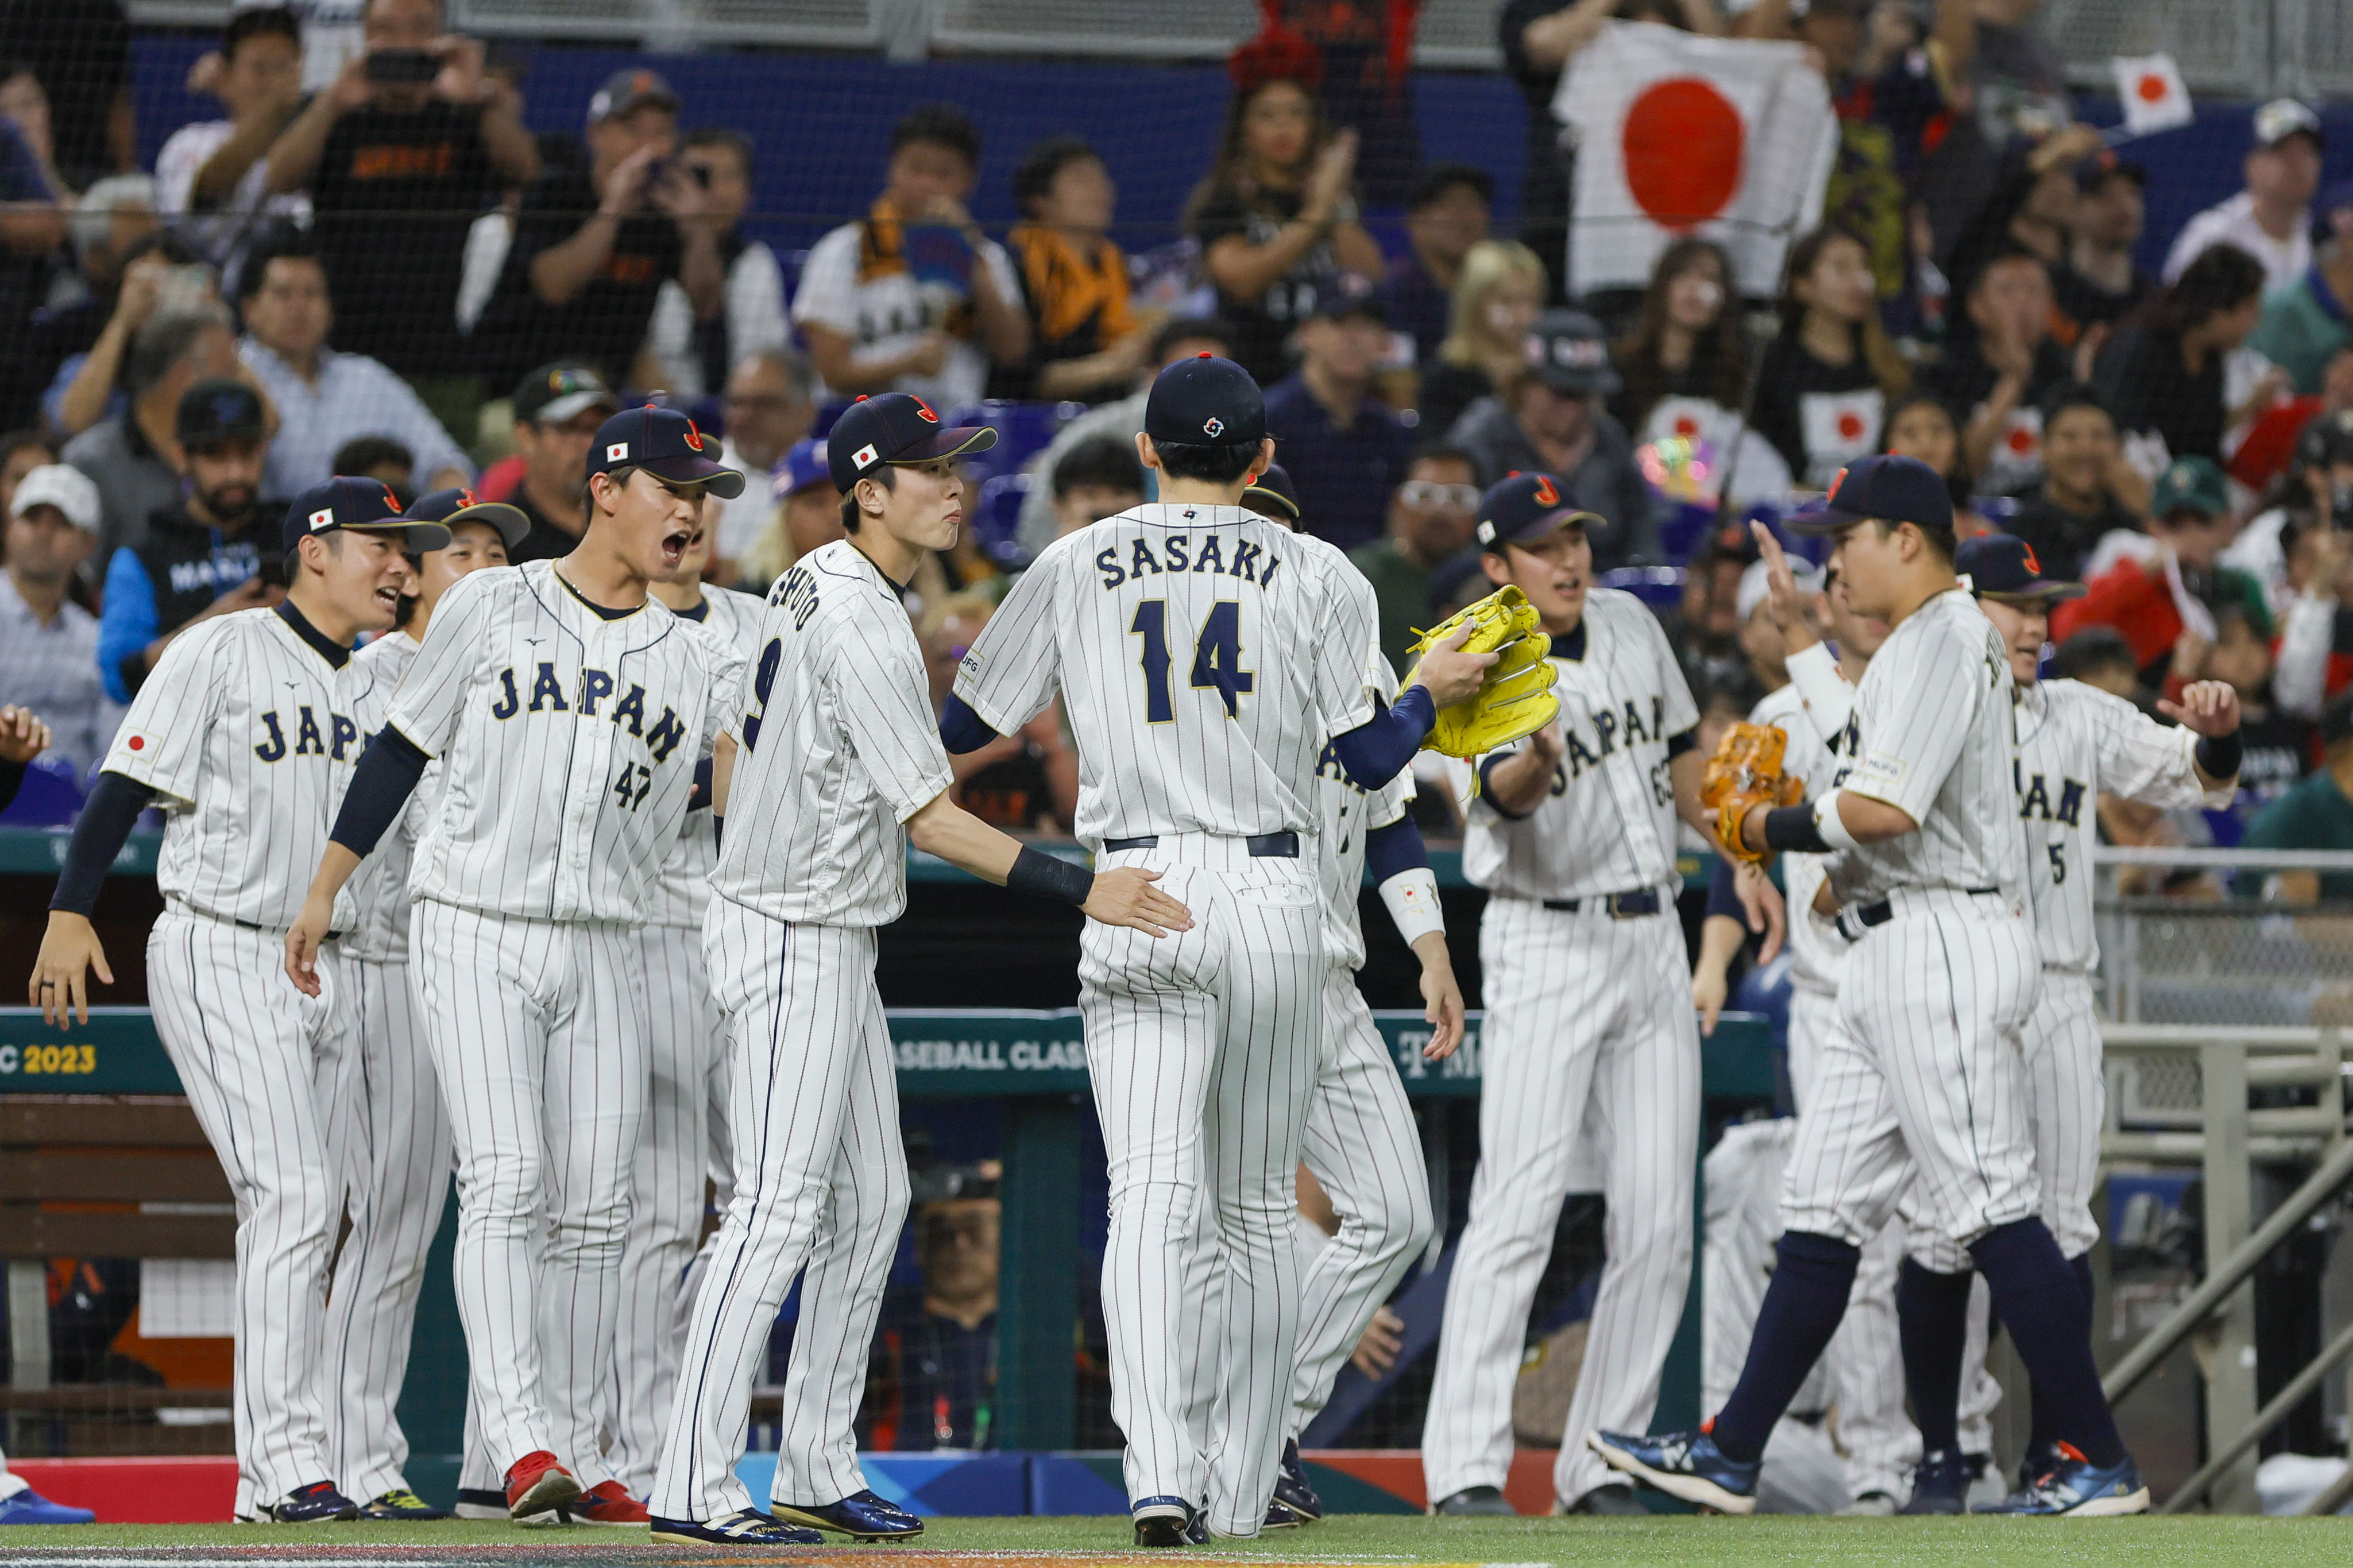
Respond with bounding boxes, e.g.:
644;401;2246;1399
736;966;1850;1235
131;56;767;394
1132;599;1253;722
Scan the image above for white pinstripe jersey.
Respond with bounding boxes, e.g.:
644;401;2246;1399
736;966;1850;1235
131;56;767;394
1827;588;2029;908
645;586;767;930
1459;589;1699;903
1750;679;1858;996
339;628;434;961
103;605;387;931
712;539;955;928
2017;677;2225;973
387;559;742;924
952;502;1380;845
1315;653;1415;972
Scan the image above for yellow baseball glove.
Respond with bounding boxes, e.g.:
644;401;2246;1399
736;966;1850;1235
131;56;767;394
1702;721;1806;865
1404;586;1562;760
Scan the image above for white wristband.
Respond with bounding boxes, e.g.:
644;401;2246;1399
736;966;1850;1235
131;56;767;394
1814;788;1861;852
1784;641;1855;744
1379;867;1446;947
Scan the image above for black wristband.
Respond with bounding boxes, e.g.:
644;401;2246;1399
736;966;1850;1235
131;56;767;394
2194;729;2242;781
1007;845;1094;907
1763;803;1832;855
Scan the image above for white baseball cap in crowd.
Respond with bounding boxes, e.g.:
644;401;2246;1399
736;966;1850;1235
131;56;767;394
9;464;101;533
1736;555;1822;625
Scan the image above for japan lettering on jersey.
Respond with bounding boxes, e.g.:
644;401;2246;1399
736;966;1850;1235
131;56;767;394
1459;589;1699;903
953;503;1377;844
1827;590;2028;908
1313;653;1415;972
644;587;767;930
387;559;741;923
712;540;954;928
1750;680;1858;996
2016;678;2226;973
105;606;388;931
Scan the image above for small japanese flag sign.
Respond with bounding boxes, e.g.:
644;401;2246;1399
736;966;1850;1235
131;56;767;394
606;442;629;462
2112;55;2192;137
309;507;335;531
853;444;880;470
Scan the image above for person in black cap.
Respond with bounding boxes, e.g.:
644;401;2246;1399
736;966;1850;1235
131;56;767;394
33;474;448;1524
1599;454;2152;1516
1263;285;1416;551
504;361;624;564
1446;309;1656;572
944;353;1490;1544
284;401;750;1529
95;377;278;706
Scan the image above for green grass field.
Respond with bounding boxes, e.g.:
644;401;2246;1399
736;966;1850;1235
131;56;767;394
0;1513;2340;1564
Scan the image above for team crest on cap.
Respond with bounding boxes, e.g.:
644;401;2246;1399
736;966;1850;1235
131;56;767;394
606;443;629;461
913;398;940;424
2020;542;2042;574
1829;466;1850;495
682;419;705;452
853;443;880;469
309;507;335;530
1203;417;1224;438
1532;475;1559;506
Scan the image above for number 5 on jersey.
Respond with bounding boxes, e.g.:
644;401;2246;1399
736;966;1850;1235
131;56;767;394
1132;599;1253;722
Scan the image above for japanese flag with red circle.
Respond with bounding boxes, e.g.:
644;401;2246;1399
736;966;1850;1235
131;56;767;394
1554;21;1837;297
1983;405;2046;494
2111;55;2192;137
1798;388;1885;489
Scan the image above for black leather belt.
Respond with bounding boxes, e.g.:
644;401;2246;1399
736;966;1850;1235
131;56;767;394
235;917;343;940
1103;831;1299;858
1846;885;1999;933
1542;888;1663;918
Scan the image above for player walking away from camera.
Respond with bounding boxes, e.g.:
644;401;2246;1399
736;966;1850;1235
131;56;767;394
32;479;450;1523
606;510;765;1503
647;394;1191;1548
944;359;1492;1542
1230;467;1461;1528
1894;534;2236;1512
324;489;523;1520
1593;455;2151;1517
1424;474;1732;1519
285;407;747;1527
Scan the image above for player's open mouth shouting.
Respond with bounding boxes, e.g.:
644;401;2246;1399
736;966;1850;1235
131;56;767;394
660;522;701;571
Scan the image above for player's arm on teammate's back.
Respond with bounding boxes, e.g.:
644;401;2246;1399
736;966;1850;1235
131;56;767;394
906;793;1191;935
32;625;231;1024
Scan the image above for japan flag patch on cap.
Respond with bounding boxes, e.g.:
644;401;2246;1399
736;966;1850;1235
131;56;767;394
308;507;335;531
606;442;629;461
853;444;880;469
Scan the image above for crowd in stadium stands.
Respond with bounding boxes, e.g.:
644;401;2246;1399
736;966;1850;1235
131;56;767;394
11;0;2353;874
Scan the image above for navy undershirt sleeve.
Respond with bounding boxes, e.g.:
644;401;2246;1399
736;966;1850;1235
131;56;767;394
1364;813;1430;884
329;727;430;857
940;694;1003;755
1705;854;1745;923
49;771;154;916
1331;686;1436;791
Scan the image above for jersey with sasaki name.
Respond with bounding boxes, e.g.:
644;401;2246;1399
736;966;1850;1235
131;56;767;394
1458;587;1699;903
952;502;1378;845
1315;653;1415;972
643;586;767;931
103;605;388;931
387;559;741;924
1750;679;1859;996
2018;677;2228;973
712;539;955;928
1826;588;2027;909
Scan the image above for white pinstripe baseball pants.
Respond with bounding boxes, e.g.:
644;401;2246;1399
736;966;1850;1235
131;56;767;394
652;907;909;1523
409;899;648;1490
608;923;732;1499
324;956;454;1504
1083;841;1322;1538
149;909;351;1516
1423;896;1697;1508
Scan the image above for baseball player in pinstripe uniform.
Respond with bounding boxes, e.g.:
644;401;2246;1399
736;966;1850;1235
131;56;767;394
946;359;1487;1543
1593;454;2150;1518
648;393;1189;1547
607;522;766;1502
33;477;451;1523
1896;533;2238;1509
326;490;524;1520
288;406;747;1527
1423;474;1720;1518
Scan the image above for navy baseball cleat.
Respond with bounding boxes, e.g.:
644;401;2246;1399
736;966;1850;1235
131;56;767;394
772;1489;923;1540
1587;1427;1759;1515
1429;1484;1515;1516
453;1486;507;1520
359;1489;450;1521
1272;1441;1323;1523
1899;1449;1975;1515
1131;1495;1206;1546
650;1509;826;1545
252;1481;361;1522
1974;1444;2149;1516
0;1488;95;1524
1262;1497;1307;1530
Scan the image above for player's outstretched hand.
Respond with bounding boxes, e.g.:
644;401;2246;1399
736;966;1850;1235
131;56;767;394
1409;622;1498;710
0;705;52;765
1415;939;1465;1060
284;890;338;996
1081;867;1192;938
1733;860;1786;965
30;913;111;1028
2158;679;2241;738
1749;522;1821;653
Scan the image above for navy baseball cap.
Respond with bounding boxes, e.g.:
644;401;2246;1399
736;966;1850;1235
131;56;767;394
772;437;832;500
283;476;451;556
178;378;267;452
589;404;745;498
404;485;529;548
1786;453;1955;535
1475;471;1601;552
1144;353;1266;448
1241;462;1301;521
1956;533;2085;603
826;393;997;493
